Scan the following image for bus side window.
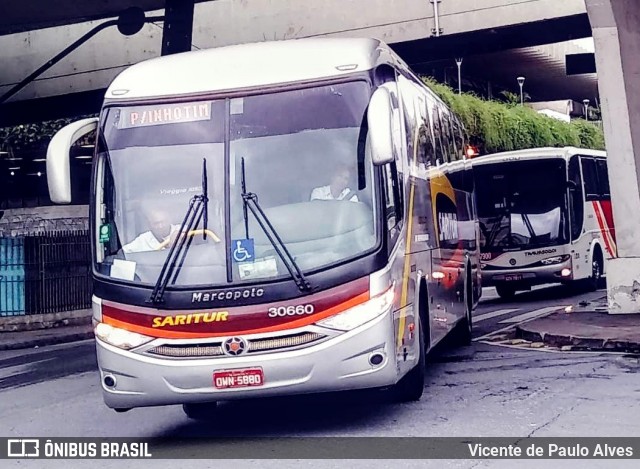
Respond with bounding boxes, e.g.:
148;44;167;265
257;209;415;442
596;159;611;199
383;163;403;246
415;91;435;168
428;97;444;166
452;116;466;161
569;155;584;241
581;156;600;201
438;106;456;163
416;125;431;168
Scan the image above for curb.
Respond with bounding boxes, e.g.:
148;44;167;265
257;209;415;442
0;330;95;351
0;310;92;333
516;327;640;354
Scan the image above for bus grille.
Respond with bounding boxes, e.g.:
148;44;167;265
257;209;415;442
248;332;325;352
147;344;224;358
145;332;326;358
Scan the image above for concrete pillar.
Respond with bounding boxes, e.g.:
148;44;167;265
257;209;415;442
161;0;196;56
586;0;640;314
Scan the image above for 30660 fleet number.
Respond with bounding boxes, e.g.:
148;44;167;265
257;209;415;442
268;304;315;317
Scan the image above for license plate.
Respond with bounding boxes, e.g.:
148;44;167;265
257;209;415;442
505;274;523;282
213;368;264;389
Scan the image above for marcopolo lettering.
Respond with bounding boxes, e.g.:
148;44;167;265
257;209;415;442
525;248;557;257
192;287;265;303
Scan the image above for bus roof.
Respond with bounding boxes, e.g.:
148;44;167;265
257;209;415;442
471;147;606;166
105;37;398;101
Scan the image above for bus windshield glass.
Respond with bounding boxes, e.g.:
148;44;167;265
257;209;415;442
95;80;378;287
474;158;569;252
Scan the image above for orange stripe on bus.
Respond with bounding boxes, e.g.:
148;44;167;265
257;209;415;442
101;291;370;339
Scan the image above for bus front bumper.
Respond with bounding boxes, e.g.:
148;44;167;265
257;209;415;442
481;259;573;288
96;312;401;410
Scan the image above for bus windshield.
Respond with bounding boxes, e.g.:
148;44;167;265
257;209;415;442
95;80;378;287
474;158;569;252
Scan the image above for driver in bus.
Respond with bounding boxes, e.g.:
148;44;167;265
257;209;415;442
310;164;359;202
122;205;180;253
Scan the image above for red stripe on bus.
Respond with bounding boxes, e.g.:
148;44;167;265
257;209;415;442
592;201;614;258
598;199;617;251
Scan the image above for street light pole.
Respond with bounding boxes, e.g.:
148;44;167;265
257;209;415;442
583;99;590;121
517;76;525;105
455;58;463;95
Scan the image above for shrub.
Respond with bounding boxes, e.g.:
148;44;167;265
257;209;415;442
422;77;605;154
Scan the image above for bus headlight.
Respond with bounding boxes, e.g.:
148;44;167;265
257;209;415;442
540;255;570;265
95;322;152;350
316;286;395;332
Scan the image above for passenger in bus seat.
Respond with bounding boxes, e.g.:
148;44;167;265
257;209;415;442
310;164;359;202
122;205;180;253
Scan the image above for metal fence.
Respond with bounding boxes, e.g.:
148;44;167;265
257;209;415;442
0;231;92;316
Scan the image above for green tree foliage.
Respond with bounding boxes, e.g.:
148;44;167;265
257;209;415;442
0;115;97;154
423;77;606;154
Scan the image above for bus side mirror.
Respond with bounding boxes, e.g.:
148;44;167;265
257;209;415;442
367;87;395;166
46;118;98;203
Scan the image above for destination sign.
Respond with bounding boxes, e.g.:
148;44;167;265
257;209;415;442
118;102;212;129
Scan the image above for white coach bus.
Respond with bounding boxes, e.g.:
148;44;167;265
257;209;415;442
472;147;614;299
46;38;480;418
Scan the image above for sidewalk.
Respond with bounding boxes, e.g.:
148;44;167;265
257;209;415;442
0;323;94;350
0;309;94;351
515;295;640;353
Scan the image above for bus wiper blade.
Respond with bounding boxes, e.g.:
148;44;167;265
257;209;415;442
148;195;204;304
148;158;209;305
240;158;312;292
202;158;209;240
521;213;537;242
486;213;508;248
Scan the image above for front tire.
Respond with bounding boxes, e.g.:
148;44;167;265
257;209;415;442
182;401;218;421
453;273;473;346
496;284;516;300
391;316;426;402
587;249;603;291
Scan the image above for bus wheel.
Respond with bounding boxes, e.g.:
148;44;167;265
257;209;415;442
182;401;218;421
588;249;603;291
496;284;516;300
453;273;473;346
392;316;426;402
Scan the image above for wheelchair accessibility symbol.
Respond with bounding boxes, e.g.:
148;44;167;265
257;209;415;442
232;239;254;263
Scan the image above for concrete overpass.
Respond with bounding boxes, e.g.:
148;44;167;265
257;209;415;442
0;0;593;125
414;38;598;103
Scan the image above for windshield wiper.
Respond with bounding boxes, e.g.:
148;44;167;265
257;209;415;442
239;157;312;292
148;158;209;305
521;213;538;243
486;212;509;248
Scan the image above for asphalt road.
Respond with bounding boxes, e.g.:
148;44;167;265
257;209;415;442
1;284;639;468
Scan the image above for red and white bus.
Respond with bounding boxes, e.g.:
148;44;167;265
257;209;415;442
472;147;614;299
